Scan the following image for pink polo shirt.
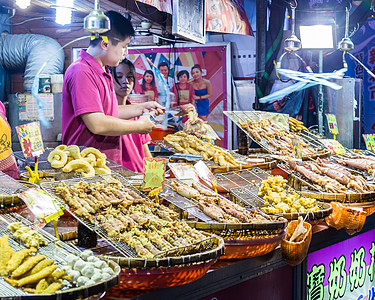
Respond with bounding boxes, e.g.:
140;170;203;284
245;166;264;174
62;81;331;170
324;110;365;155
120;102;151;173
62;50;122;164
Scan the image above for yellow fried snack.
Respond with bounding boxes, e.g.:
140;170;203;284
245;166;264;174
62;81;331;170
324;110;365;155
55;145;67;151
81;147;106;161
0;235;15;276
7;248;36;274
4;277;17;287
17;264;57;287
62;159;95;177
43;281;62;294
63;145;82;160
11;254;46;278
46;269;65;283
35;278;49;293
94;167;111;175
24;258;54;276
47;150;68;169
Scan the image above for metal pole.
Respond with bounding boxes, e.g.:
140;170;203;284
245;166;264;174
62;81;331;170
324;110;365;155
255;0;267;110
318;50;324;134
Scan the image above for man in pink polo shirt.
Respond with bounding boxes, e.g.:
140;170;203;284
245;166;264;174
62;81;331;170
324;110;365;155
62;11;164;164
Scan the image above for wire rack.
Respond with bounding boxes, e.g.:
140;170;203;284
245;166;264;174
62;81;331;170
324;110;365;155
0;212;82;296
224;111;326;154
41;173;217;259
0;171;29;196
152;140;249;166
162;179;257;222
226;168;330;220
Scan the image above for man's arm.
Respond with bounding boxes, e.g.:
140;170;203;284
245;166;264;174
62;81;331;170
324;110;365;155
118;101;165;119
81;112;155;136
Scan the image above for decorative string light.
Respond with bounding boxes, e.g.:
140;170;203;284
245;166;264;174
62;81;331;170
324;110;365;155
16;0;31;9
55;0;73;25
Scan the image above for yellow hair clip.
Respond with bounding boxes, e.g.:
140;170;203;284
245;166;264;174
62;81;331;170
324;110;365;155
90;35;109;44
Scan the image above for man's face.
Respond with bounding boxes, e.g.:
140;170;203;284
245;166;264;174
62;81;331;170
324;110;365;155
105;37;131;67
159;66;169;79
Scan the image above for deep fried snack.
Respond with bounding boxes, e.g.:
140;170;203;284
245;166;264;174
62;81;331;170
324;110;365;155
55;145;67;151
62;159;95;177
94;167;111;175
7;248;36;274
47;269;65;283
63;145;82;160
24;258;54;276
81;147;106;162
0;235;15;276
4;277;17;287
47;150;68;169
43;281;62;294
36;278;49;293
17;265;57;287
11;254;46;278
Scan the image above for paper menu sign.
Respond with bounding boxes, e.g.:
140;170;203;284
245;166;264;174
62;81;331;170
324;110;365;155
18;188;63;223
326;114;339;135
193;160;217;188
15;121;44;157
143;158;167;191
363;134;375;152
168;163;199;182
319;139;346;155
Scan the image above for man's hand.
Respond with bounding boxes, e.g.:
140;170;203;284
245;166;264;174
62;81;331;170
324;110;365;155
136;115;156;134
141;101;165;116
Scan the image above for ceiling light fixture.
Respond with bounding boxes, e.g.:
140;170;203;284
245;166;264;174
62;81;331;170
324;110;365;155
16;0;30;9
84;0;110;35
55;0;73;25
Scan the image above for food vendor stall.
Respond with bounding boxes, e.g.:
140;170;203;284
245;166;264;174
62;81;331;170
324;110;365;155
0;0;375;299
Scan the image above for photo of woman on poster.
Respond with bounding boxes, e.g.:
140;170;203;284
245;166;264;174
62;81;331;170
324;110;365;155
191;64;213;120
171;70;195;106
136;70;159;102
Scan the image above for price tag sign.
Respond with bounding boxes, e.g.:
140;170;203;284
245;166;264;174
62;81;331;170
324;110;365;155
194;160;217;189
363;134;375;151
292;138;302;159
15;121;44;157
18;188;64;223
143;158;167;191
326;114;339;135
319;139;346;154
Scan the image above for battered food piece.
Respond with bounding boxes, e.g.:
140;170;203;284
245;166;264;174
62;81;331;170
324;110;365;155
47;149;68;169
35;278;49;293
7;248;36;274
62;159;95;177
25;258;54;276
17;264;57;286
63;145;82;160
11;254;45;278
43;281;63;293
0;235;15;276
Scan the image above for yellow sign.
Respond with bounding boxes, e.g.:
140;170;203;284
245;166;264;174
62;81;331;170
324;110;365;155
0;115;12;161
143;158;167;191
363;134;375;152
326;114;339;135
319;139;346;155
15;121;44;157
292;138;302;159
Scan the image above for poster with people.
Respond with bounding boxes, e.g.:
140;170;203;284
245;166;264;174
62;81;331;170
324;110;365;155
128;42;231;148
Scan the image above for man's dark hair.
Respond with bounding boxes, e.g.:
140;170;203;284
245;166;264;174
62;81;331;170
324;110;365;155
177;70;189;80
157;61;169;70
90;11;135;47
